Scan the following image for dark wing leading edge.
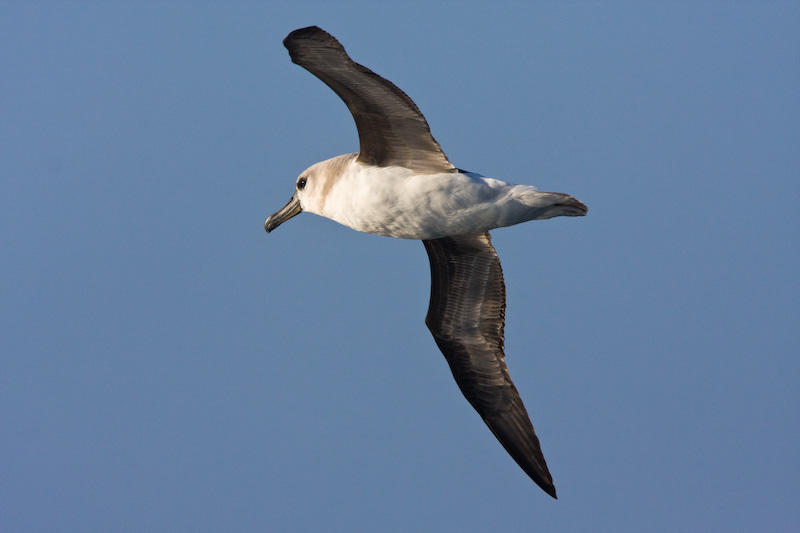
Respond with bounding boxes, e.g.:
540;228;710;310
283;26;455;174
423;232;557;499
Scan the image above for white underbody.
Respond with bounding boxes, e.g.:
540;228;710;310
298;154;576;240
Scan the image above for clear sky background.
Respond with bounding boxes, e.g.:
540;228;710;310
2;2;798;531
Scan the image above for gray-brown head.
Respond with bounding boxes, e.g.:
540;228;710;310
264;153;356;233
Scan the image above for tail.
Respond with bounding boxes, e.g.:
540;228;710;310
522;191;588;220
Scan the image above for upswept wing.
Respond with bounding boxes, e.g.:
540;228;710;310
283;26;455;173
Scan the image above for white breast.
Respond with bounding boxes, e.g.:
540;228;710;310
316;162;550;240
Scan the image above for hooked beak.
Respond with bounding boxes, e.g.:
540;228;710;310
264;193;302;233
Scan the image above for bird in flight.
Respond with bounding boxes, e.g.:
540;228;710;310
265;26;586;499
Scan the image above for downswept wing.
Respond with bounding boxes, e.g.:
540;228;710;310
423;232;556;498
283;26;455;173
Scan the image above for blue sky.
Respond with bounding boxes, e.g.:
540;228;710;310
2;2;798;531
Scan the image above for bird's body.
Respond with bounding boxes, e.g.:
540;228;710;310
265;26;586;499
294;153;586;240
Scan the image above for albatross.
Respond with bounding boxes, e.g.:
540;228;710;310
265;26;586;499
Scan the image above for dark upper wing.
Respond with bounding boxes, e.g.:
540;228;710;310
283;26;455;173
423;232;556;498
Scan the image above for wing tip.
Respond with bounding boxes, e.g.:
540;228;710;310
285;25;321;40
521;457;558;499
284;26;338;50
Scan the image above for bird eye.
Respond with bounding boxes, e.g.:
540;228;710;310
297;177;307;190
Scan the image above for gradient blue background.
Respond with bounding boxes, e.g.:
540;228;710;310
3;2;798;531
